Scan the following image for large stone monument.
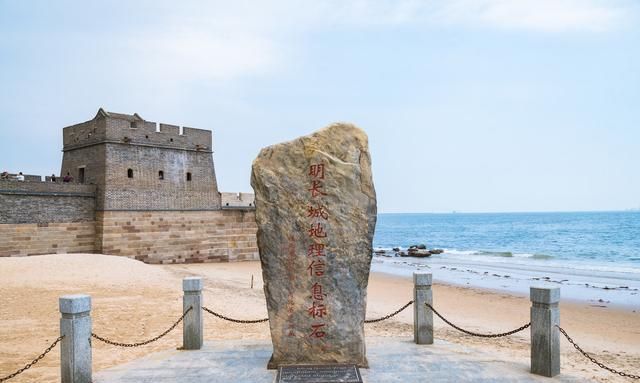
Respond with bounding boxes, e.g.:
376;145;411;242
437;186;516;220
251;123;377;368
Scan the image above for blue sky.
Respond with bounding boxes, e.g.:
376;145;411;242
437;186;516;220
1;0;639;213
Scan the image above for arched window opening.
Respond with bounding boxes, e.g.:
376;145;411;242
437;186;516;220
127;169;133;178
158;171;164;180
186;172;192;181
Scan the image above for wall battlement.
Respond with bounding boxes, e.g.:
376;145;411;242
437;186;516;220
63;108;212;152
0;179;96;195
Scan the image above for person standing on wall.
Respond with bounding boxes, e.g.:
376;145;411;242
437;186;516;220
16;172;24;181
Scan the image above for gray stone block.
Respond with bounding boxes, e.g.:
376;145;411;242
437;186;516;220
413;272;432;286
413;272;433;344
530;287;560;377
183;277;203;350
530;287;560;304
183;277;203;292
60;295;92;383
59;294;91;314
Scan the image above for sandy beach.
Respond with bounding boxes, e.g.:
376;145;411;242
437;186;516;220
1;253;638;383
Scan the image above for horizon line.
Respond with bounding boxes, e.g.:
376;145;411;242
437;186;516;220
378;208;640;215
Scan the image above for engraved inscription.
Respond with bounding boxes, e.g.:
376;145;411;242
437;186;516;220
277;364;363;383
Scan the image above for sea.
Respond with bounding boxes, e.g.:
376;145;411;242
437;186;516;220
371;211;640;308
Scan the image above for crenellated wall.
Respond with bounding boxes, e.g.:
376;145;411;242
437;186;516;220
62;110;212;153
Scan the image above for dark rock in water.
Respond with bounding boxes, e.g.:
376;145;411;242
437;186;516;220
374;249;386;254
417;244;427;250
392;247;400;252
251;123;376;368
429;249;444;255
399;251;408;257
407;248;431;257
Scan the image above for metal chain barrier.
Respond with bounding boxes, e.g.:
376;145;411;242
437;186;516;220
365;300;414;323
0;336;64;383
203;306;269;323
91;307;192;348
557;325;640;380
426;303;531;338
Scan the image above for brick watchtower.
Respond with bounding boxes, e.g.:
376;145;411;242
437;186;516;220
56;109;257;263
61;108;221;210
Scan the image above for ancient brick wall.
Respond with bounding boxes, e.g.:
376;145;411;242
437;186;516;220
2;109;254;263
96;209;258;264
0;180;97;256
0;222;96;257
101;144;220;210
0;180;96;224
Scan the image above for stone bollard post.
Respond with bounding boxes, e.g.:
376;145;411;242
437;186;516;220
183;277;203;350
530;287;560;377
59;294;92;383
413;272;433;344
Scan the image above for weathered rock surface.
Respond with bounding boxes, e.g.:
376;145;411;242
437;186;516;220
251;123;376;368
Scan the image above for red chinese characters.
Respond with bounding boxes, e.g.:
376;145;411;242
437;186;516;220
309;164;325;179
309;323;326;338
307;243;326;257
308;180;327;198
307;301;327;318
307;259;326;276
308;222;327;238
306;162;330;339
284;235;297;337
307;205;329;220
311;282;326;301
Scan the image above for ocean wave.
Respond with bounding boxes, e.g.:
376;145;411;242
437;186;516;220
531;253;553;259
377;247;556;260
450;250;555;260
473;251;513;258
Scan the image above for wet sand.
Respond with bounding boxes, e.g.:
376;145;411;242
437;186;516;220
1;253;638;382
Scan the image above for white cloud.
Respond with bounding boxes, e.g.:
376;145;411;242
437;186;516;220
432;0;629;32
90;0;634;84
305;0;632;32
130;30;278;82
